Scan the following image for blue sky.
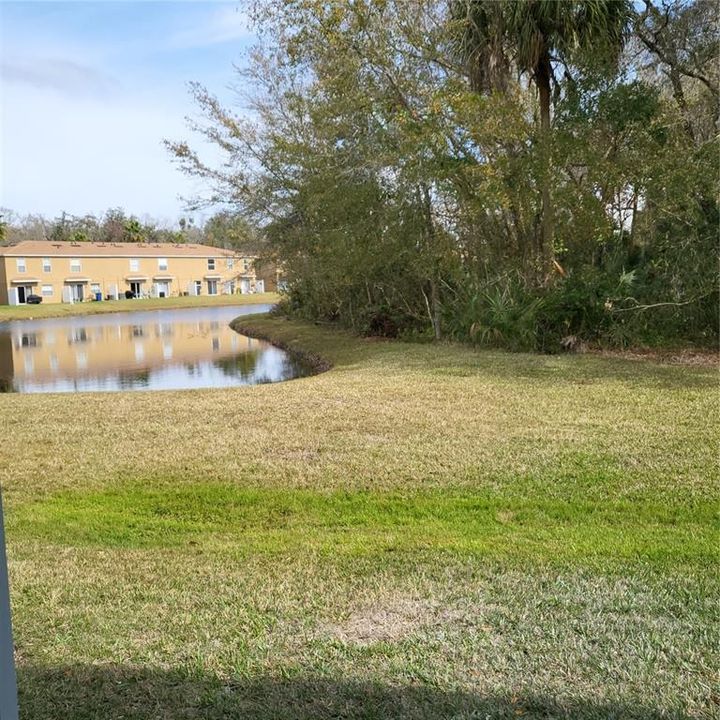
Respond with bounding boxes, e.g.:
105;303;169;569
0;1;257;225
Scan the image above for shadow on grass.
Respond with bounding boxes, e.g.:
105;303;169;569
18;663;692;720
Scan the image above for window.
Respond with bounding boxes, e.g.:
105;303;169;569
158;258;168;271
130;258;139;272
207;258;216;271
41;285;53;297
42;258;51;272
194;280;202;296
70;258;81;272
227;258;234;269
17;334;38;348
243;259;250;272
70;328;88;344
207;279;218;295
16;258;26;273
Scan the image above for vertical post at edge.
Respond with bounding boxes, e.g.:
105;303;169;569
0;489;19;720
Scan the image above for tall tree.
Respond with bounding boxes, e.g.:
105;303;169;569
634;0;719;142
453;0;632;276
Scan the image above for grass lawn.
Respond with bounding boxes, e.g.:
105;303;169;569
0;292;279;322
2;315;717;719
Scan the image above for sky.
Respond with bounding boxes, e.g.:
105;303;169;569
0;1;257;226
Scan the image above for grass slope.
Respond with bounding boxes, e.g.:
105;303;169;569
2;315;717;719
0;292;279;322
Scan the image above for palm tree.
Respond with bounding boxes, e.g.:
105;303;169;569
453;0;632;277
124;218;145;244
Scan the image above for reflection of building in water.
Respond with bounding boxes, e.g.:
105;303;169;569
0;334;14;389
0;317;262;389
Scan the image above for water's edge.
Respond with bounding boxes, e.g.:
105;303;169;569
230;318;332;377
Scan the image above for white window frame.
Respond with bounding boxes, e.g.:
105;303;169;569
227;258;234;269
158;258;168;271
42;258;51;272
207;279;218;296
16;258;26;273
207;258;216;271
130;258;139;272
41;285;54;297
70;258;81;272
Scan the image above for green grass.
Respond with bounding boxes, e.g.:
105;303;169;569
2;315;718;719
0;292;279;321
10;484;716;565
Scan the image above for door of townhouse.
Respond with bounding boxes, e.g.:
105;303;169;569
130;281;143;297
16;286;30;304
207;279;218;296
240;278;250;294
70;284;84;302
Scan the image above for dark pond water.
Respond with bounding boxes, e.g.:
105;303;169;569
0;305;311;393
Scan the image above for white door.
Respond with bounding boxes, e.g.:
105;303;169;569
240;278;250;294
255;280;265;293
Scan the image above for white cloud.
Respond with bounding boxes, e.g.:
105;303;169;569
1;57;120;97
0;2;253;220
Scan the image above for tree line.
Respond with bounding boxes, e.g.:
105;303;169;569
0;208;260;252
170;0;717;349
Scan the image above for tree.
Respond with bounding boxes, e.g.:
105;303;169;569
203;212;261;252
124;218;145;244
634;0;719;142
167;0;717;349
453;0;632;275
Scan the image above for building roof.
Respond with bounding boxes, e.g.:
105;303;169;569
0;241;249;258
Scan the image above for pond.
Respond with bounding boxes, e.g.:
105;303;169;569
0;304;311;393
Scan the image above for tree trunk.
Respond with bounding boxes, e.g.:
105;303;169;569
667;66;695;142
430;278;441;341
421;184;442;340
536;52;554;281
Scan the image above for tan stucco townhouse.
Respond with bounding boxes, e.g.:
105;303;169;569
0;241;268;305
